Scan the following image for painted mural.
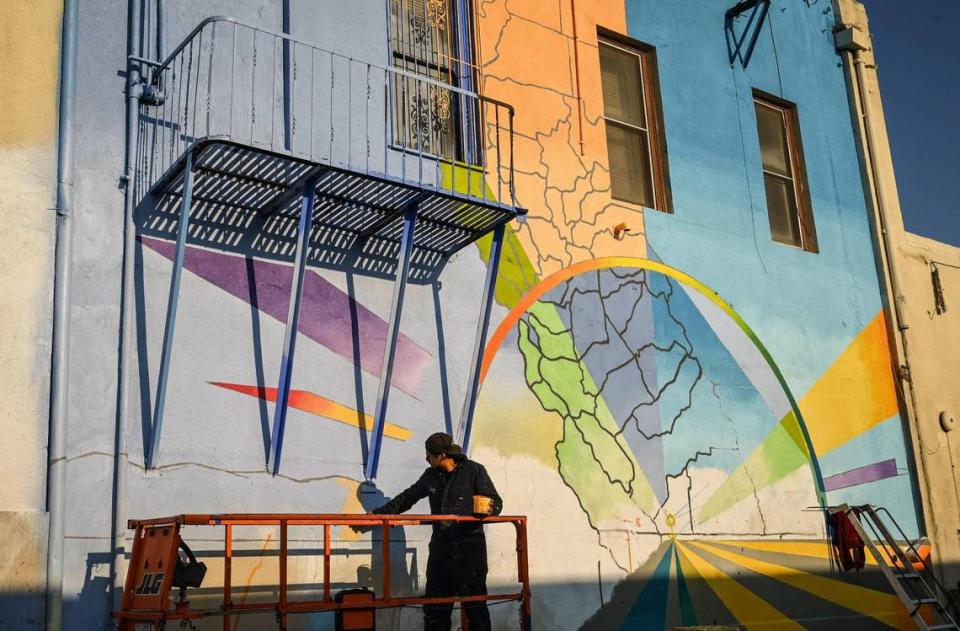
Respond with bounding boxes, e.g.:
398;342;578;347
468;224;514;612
464;0;921;628
43;0;921;629
130;1;919;629
471;259;911;628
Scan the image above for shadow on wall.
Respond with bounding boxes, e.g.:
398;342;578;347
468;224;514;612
13;560;960;630
65;552;113;630
0;552;114;630
135;183;451;286
0;593;44;630
355;483;418;597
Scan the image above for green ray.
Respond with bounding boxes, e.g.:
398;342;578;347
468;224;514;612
698;410;810;524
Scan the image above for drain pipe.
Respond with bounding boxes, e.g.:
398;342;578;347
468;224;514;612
46;0;79;629
850;50;910;333
849;46;931;533
835;23;931;536
111;0;143;614
570;0;585;156
283;0;292;150
156;0;165;60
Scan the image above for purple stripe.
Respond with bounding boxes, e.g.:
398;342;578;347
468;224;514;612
824;458;898;492
142;237;430;396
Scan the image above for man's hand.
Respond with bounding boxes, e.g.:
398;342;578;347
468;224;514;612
349;507;381;534
349;520;377;535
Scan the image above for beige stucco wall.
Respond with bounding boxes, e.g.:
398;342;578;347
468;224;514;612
0;0;61;615
897;235;960;582
0;0;60;511
839;0;960;582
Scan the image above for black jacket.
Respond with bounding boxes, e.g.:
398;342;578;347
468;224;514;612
373;457;502;542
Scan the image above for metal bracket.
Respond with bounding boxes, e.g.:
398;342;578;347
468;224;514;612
724;0;770;69
364;197;422;481
147;151;197;469
458;222;505;454
258;165;327;218
268;175;321;475
898;364;912;383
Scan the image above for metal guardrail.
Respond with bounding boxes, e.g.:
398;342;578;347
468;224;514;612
136;16;517;211
114;513;532;630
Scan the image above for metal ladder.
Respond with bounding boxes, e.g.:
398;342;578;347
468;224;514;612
836;504;959;631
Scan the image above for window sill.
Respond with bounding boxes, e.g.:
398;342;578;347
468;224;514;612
771;236;819;254
610;197;668;215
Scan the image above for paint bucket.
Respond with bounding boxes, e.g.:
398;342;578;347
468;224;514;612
473;495;493;515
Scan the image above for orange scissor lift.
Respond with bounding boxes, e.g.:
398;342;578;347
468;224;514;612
114;513;532;630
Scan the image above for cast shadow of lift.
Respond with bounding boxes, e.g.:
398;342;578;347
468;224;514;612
132;185;455;467
62;549;960;630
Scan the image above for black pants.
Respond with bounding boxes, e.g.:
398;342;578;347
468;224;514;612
424;537;489;631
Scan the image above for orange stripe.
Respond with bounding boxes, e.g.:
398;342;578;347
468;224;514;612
797;310;899;454
211;382;412;440
481;257;643;382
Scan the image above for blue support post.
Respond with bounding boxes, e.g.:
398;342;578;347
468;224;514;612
147;151;196;469
458;222;505;454
268;177;318;474
364;199;421;481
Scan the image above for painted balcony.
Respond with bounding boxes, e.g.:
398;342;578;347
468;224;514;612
135;16;521;476
136;15;521;280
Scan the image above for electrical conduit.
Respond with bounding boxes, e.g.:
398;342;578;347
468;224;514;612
45;0;79;628
834;14;931;540
110;0;144;616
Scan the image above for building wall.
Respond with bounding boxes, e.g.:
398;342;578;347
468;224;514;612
1;0;931;629
0;0;61;627
469;0;920;627
898;235;960;584
836;0;960;587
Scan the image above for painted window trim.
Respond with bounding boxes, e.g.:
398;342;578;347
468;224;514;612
597;29;673;214
753;89;819;253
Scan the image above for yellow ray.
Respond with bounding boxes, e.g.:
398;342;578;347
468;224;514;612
699;311;901;523
799;311;899;454
677;542;804;631
689;541;911;630
713;539;886;566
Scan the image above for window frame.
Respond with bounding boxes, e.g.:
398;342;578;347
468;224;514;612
597;31;672;213
752;90;818;253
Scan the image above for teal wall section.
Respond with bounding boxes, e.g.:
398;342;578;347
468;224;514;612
627;0;919;533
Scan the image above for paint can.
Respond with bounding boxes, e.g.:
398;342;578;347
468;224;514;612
473;495;493;515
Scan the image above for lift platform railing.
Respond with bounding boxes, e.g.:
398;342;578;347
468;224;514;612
113;513;532;631
135;16;517;212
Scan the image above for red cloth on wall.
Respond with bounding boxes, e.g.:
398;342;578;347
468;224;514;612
830;510;866;571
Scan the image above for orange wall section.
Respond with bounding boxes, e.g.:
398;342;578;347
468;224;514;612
0;0;63;149
477;0;647;278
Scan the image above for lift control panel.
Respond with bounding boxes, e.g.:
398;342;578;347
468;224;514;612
120;520;183;626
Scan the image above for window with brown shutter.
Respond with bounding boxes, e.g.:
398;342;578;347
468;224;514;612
598;35;671;212
753;91;818;252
